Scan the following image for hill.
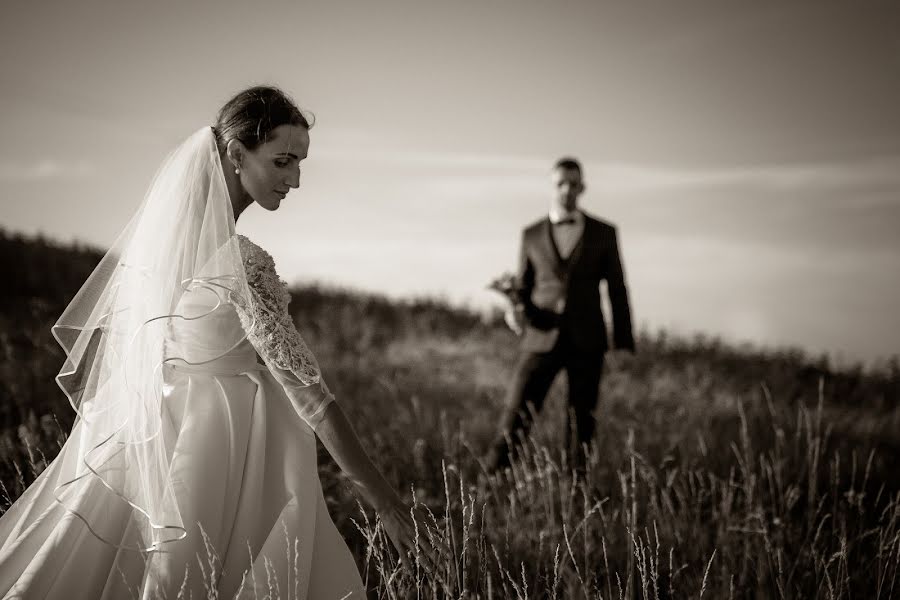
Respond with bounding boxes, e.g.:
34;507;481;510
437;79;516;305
1;228;899;598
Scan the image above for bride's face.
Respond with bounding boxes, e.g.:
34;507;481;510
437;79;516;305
239;124;309;211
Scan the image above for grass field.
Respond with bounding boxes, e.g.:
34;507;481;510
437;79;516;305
1;230;898;598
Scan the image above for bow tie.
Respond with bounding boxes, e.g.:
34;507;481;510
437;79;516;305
553;217;577;226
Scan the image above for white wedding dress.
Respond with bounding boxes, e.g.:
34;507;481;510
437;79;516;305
0;129;367;600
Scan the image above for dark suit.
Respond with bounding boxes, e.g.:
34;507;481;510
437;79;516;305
491;211;635;468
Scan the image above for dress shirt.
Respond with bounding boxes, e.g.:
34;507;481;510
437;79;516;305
548;208;584;260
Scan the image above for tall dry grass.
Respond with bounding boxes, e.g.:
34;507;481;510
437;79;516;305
1;230;899;598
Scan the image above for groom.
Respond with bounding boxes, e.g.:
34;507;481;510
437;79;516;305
489;157;635;472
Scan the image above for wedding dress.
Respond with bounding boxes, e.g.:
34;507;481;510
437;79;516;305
0;128;366;599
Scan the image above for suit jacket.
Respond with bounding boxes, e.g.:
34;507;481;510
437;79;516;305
516;212;635;354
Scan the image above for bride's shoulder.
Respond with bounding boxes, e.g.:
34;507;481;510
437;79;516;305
235;234;288;305
237;234;276;274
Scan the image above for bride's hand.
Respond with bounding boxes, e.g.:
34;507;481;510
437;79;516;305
310;402;445;574
378;498;440;574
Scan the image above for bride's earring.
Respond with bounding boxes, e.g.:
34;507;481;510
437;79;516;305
235;167;241;175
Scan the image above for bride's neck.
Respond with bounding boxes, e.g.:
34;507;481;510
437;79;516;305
222;156;253;222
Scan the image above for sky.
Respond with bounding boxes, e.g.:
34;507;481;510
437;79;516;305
1;0;899;364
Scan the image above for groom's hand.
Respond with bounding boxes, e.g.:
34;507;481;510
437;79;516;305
504;304;525;335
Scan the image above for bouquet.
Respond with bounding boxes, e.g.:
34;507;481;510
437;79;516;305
487;271;522;305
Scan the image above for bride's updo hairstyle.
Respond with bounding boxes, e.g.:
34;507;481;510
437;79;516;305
212;85;313;154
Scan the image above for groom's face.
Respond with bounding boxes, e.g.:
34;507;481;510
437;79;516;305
551;167;584;212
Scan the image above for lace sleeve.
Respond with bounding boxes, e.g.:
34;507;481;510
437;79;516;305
235;235;335;429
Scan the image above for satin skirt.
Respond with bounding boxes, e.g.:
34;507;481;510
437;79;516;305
0;363;365;599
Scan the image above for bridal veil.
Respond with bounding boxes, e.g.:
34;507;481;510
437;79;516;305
50;127;257;552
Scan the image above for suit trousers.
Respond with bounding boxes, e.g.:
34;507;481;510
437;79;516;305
491;330;605;470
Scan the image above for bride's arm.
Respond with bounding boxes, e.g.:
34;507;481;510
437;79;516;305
268;368;398;510
313;400;403;512
235;238;435;568
270;367;432;570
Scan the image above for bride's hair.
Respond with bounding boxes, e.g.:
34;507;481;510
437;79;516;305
213;85;314;153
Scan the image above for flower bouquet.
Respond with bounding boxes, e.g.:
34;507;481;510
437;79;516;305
487;271;522;305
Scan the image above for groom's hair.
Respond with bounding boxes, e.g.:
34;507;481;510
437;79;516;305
213;86;314;153
554;157;583;175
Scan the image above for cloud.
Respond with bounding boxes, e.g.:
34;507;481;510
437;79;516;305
312;145;547;171
589;155;900;195
0;159;95;181
416;173;544;200
312;144;900;204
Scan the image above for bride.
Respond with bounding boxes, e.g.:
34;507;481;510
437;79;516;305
0;86;430;599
